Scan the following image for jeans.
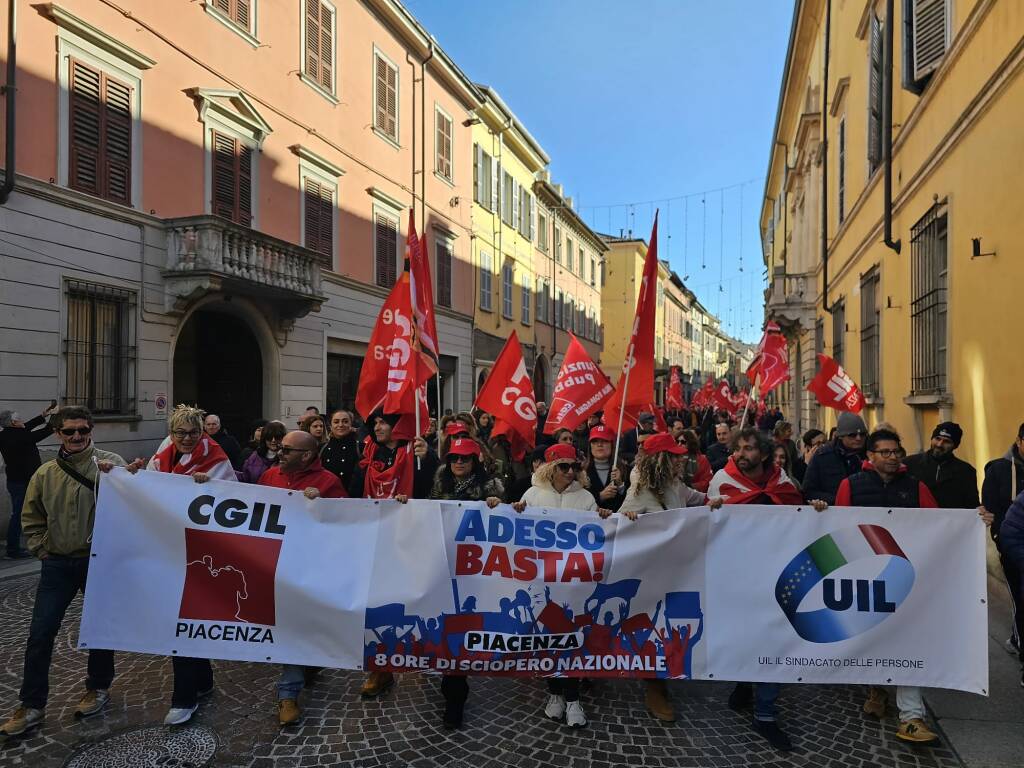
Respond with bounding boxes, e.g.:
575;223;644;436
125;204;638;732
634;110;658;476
896;686;925;721
171;656;213;708
547;678;580;702
6;480;27;554
20;556;114;709
999;522;1024;664
754;683;780;722
278;665;305;701
997;538;1023;659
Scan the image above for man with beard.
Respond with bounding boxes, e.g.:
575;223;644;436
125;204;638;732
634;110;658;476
904;422;979;510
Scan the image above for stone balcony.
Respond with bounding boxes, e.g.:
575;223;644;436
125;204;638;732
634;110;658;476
765;266;817;330
162;216;326;327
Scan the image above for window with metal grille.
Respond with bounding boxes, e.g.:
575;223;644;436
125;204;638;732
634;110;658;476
473;145;492;209
68;59;132;206
374;210;398;288
832;299;845;366
521;276;531;325
479;251;492;311
211;130;253;225
502;263;514;319
304;0;334;93
64;280;137;415
838;117;846;223
373;52;398;142
303;177;333;260
860;268;880;396
537;212;548;251
868;14;883;174
435;108;452;181
910;204;948;394
212;0;252;31
435;238;452;308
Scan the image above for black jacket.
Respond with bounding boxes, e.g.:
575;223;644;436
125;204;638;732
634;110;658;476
982;446;1024;539
706;441;732;473
802;441;866;505
320;433;363;497
837;464;935;509
0;415;52;483
586;461;630;513
210;429;243;470
904;450;979;510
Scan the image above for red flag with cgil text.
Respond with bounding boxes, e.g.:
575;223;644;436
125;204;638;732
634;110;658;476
666;366;684;410
544;334;614;435
746;321;790;395
712;379;735;414
407;209;440;375
604;212;659;431
807;353;865;413
474;331;537;461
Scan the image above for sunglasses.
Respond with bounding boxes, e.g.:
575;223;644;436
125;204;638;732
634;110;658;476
59;426;93;436
448;455;474;463
845;430;868;438
555;462;582;473
171;429;202;439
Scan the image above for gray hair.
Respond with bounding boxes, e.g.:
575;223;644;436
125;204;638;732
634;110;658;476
0;410;14;428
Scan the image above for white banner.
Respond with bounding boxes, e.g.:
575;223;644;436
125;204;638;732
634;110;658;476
79;471;988;692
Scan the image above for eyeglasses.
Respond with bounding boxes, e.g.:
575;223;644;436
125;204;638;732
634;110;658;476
846;431;868;438
555;463;581;473
449;455;473;463
870;448;903;458
59;426;92;436
278;446;309;455
171;429;202;439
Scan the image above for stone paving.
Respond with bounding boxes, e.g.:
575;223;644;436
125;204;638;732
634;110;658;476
0;571;966;768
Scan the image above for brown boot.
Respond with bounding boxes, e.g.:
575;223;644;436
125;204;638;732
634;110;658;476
645;679;676;723
360;671;395;698
863;686;887;718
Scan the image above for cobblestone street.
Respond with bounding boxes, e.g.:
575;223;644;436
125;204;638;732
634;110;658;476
0;571;966;768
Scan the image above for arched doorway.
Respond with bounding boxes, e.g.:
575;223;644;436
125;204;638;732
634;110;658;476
533;355;549;402
476;368;490;398
173;309;263;441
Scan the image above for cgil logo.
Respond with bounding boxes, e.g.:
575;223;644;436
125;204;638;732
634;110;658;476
775;525;915;644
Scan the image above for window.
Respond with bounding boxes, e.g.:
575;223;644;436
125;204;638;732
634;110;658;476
521;275;531;325
435;108;453;182
373;51;398;143
326;353;362;415
518;186;534;239
536;278;549;323
555;288;564;328
501;172;515;226
302;176;333;259
554;226;562;264
565;236;573;272
473;145;493;209
374;209;398;288
65;280;137;415
566;294;575;332
579;247;585;281
435;237;452;308
868;14;883;174
68;59;132;205
537;211;548;251
502;262;514;319
904;0;950;92
838;116;846;224
832;298;845;366
860;267;880;396
212;131;253;225
479;251;493;311
910;204;948;393
303;0;335;96
209;0;253;35
590;256;596;287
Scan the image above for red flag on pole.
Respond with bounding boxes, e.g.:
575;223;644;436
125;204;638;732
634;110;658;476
474;331;537;461
807;353;865;413
544;334;614;435
666;366;684;410
407;209;439;375
604;213;659;435
712;379;735;413
746;321;790;395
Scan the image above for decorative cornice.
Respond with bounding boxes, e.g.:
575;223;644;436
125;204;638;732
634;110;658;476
367;186;407;212
290;145;345;178
830;77;850;117
187;88;273;143
37;2;156;70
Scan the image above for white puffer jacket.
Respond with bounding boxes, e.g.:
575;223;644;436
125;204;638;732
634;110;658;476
618;466;707;516
520;477;598;511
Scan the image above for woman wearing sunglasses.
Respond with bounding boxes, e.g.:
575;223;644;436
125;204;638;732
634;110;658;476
426;437;503;730
239;420;287;484
511;443;605;729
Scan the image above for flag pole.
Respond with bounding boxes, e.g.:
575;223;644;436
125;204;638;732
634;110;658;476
741;372;760;428
612;343;635;469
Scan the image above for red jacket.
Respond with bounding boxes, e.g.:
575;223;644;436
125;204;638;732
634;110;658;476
258;459;347;498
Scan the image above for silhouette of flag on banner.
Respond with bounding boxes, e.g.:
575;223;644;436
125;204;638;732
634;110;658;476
806;353;865;413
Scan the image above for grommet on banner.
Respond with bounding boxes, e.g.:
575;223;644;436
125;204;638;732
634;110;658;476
171;650;178;654
707;673;714;678
981;598;986;604
91;553;97;557
265;656;271;661
797;677;803;682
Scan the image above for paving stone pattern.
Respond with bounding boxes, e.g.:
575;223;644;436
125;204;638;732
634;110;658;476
0;573;964;768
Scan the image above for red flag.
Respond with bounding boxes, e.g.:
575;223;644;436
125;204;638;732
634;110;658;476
651;404;668;432
604;213;659;431
666;366;684;410
747;321;790;395
474;331;537;461
712;379;735;413
355;265;429;439
544;334;614;435
807;353;865;413
407;209;440;374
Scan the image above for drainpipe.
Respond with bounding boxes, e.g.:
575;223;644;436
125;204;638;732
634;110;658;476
0;0;16;205
882;0;901;253
494;117;512;332
820;0;833;314
421;41;434;237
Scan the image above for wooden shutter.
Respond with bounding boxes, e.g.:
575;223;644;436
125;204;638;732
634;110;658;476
375;212;398;287
69;59;132;205
490;158;499;212
305;1;321;81
436;110;452;180
511;179;519;229
912;0;947;81
436;240;452;308
212;131;252;225
236;0;250;29
473;143;480;202
304;177;332;258
374;54;397;140
529;193;536;241
238;144;253;224
215;0;231;14
868;15;883;171
103;77;131;205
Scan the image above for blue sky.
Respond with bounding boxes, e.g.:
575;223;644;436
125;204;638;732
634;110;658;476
403;0;794;343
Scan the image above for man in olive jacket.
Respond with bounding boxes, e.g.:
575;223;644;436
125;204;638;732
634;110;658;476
0;407;131;737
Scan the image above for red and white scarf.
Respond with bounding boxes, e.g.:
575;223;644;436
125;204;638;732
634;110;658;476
709;457;803;505
360;437;414;499
148;434;236;480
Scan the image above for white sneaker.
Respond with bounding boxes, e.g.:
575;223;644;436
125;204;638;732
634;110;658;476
543;694;566;721
565;701;587;728
163;704;198;726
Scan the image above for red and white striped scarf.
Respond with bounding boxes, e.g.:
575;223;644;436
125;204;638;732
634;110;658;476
148;434;236;480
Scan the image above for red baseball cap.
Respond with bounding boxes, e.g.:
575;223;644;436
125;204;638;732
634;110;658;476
444;421;471;437
544;443;578;463
589;426;616;443
447;438;482;457
643;432;687;455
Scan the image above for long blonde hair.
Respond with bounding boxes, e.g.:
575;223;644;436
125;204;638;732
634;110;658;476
634;451;677;497
533;459;590;489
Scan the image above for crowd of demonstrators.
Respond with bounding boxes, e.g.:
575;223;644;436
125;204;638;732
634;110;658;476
0;404;58;558
0;393;1011;749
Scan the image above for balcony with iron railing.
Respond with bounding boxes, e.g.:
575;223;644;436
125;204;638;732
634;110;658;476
162;216;327;325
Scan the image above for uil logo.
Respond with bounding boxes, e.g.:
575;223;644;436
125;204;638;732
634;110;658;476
775;525;915;643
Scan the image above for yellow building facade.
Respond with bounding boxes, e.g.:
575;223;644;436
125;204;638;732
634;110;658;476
762;0;1024;467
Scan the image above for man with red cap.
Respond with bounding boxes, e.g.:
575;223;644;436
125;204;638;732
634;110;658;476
585;426;629;512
